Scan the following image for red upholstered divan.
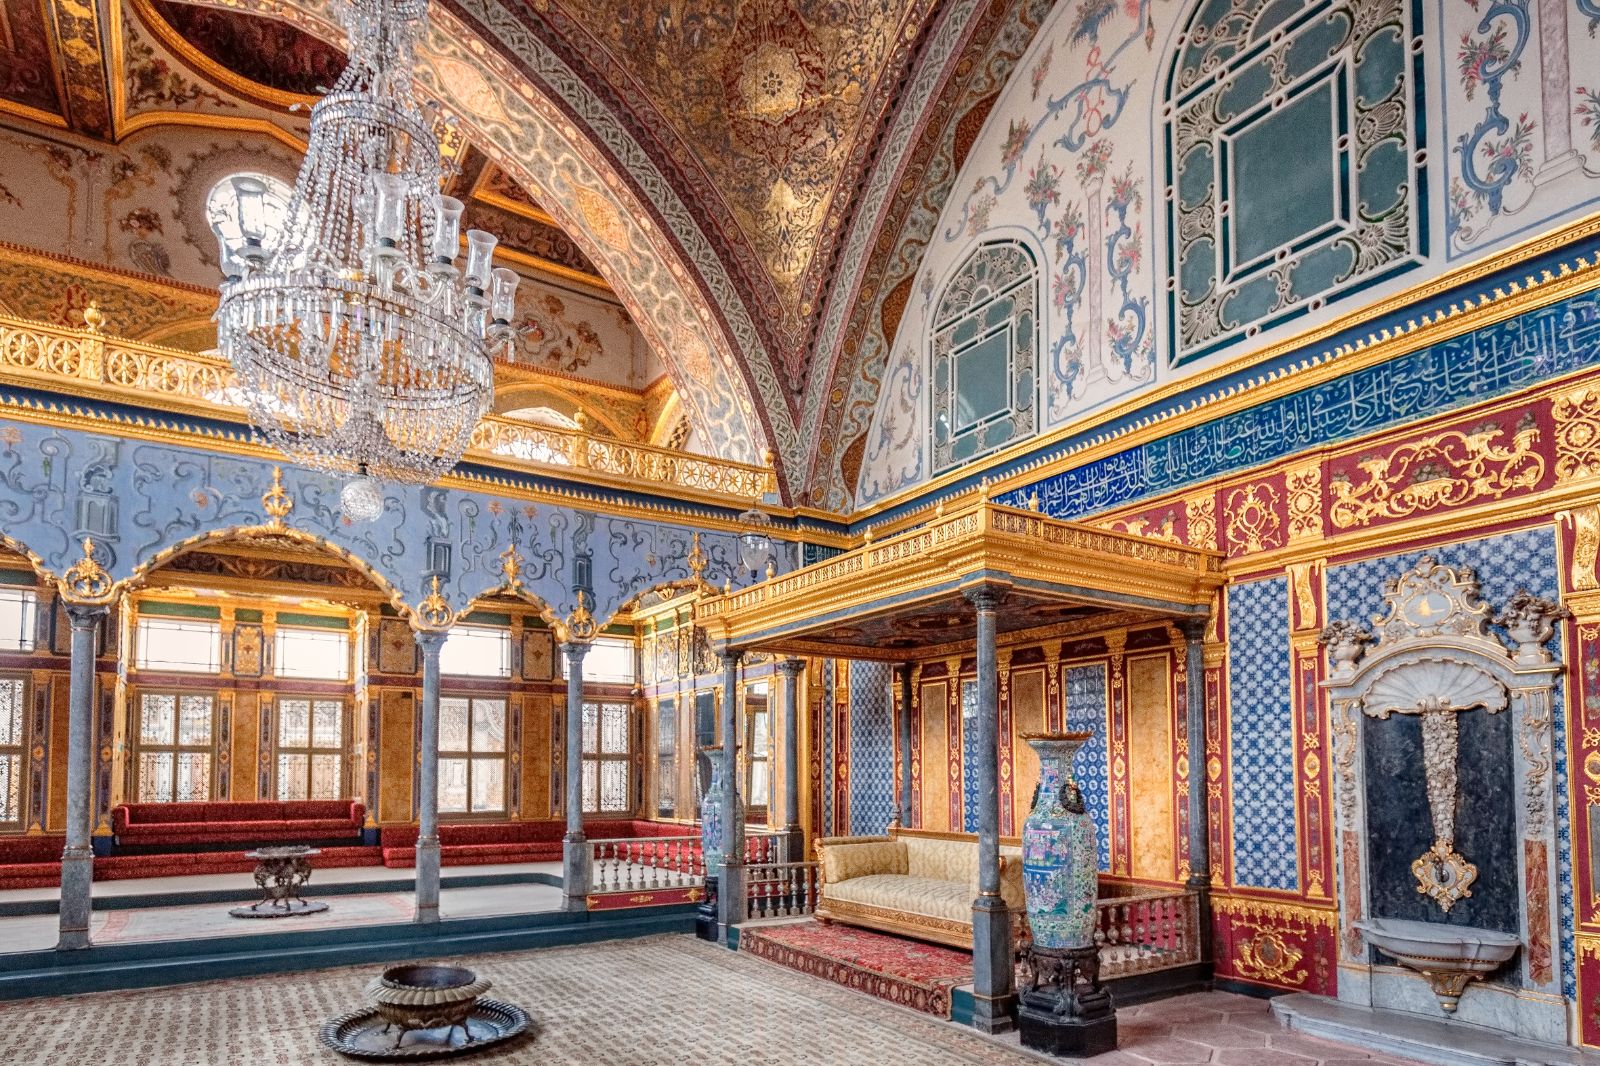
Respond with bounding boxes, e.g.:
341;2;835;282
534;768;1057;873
111;800;366;848
0;834;67;890
379;819;690;868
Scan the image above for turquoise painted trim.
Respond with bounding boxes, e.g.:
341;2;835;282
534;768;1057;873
234;608;264;622
275;612;349;630
137;602;222;619
0;905;697;1000
461;609;513;626
0;568;36;586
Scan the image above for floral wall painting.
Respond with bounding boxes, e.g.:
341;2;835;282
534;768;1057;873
853;0;1600;508
1443;0;1600;258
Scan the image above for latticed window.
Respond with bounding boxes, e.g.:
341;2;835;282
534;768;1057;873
276;697;345;801
582;700;632;814
438;696;506;814
930;241;1038;474
0;677;26;825
136;691;215;802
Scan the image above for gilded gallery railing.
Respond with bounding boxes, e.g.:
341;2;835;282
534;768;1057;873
0;312;775;503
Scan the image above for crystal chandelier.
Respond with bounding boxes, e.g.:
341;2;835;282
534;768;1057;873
211;0;514;521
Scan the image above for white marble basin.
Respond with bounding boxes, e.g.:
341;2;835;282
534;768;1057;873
1354;917;1519;1012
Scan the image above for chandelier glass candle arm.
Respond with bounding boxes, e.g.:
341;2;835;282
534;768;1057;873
211;0;515;520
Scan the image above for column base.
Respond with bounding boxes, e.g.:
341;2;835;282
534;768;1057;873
717;862;746;947
562;835;589;909
414;839;441;924
1018;1004;1117;1056
57;847;94;951
697;875;720;941
970;896;1016;1033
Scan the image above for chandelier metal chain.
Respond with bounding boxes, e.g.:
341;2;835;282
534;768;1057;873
212;0;514;520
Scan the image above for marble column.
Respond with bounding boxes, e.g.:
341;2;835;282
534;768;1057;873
717;649;745;943
562;641;591;907
895;662;915;829
779;658;805;860
413;629;446;924
966;585;1015;1033
57;602;106;951
1181;618;1213;958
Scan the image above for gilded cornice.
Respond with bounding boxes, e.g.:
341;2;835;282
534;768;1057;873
1212;893;1337;928
696;499;1223;652
852;214;1600;528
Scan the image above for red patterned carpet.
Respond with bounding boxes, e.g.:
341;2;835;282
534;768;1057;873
740;920;973;1018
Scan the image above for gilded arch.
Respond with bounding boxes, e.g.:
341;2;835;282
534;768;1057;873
185;0;791;486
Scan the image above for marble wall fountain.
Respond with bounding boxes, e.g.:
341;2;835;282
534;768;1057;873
1317;558;1569;1049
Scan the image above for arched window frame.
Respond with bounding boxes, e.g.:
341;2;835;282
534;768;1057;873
1162;0;1424;366
929;239;1041;475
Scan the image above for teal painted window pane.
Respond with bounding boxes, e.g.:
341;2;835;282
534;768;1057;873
1230;82;1337;266
954;330;1009;430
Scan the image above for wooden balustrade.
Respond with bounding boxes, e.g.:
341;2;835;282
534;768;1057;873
744;861;821;921
1091;888;1200;979
588;835;703;894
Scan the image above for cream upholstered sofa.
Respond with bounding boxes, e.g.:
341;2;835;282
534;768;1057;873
813;828;1024;948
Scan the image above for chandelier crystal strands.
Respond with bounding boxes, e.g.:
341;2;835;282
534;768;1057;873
211;0;515;522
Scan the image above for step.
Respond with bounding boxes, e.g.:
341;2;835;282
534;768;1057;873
0;905;696;999
1273;992;1600;1066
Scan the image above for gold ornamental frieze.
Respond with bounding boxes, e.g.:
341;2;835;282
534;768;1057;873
1328;421;1544;530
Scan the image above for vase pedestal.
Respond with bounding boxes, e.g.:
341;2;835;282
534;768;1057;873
696;874;719;942
1017;945;1118;1057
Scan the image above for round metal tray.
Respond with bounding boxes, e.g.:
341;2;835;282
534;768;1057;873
319;998;531;1061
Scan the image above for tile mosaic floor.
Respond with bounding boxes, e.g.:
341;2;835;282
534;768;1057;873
0;934;1428;1065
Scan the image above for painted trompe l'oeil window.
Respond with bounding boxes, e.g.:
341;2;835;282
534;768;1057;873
582;700;633;815
931;241;1039;474
275;697;346;801
1163;0;1421;365
0;677;26;825
439;696;508;814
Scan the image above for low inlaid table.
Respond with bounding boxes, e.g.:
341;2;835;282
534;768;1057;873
229;845;329;918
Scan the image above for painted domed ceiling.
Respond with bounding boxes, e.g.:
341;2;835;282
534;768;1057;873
0;0;1056;503
0;0;672;444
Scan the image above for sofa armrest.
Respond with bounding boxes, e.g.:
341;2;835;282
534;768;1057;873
111;806;130;834
997;854;1026;912
348;801;366;827
812;834;891;861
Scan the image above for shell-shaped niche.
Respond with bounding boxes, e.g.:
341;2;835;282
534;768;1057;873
1364;658;1508;719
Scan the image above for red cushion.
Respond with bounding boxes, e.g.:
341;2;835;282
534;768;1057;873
0;835;65;863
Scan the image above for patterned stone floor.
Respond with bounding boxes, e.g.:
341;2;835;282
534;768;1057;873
0;934;1427;1065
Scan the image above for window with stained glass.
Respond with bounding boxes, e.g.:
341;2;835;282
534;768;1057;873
0;677;26;826
439;626;511;678
136;690;215;802
0;589;37;652
438;696;507;814
136;618;222;673
744;681;770;813
581;699;632;814
274;628;350;680
276;697;345;800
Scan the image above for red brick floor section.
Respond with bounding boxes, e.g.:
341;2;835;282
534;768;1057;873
1079;991;1429;1066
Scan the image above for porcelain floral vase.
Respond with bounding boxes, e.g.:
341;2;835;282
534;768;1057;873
1021;732;1099;951
699;744;729;871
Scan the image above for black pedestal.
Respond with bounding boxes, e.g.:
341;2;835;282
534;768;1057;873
696;874;719;942
1016;944;1118;1058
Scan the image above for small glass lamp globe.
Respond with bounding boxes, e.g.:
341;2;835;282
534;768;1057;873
340;476;384;523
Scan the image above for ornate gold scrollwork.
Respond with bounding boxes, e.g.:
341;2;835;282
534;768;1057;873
498;544;524;591
1235;929;1306;984
1329;420;1544;529
563;589;598;644
1224;483;1281;554
61;536;114;604
686;531;708;582
1553;383;1600;484
415;575;454;631
262;466;293;529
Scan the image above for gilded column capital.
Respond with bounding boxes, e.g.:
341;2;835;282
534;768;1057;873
777;657;805;678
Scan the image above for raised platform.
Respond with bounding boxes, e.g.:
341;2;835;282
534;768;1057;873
741;919;973;1017
1273;992;1600;1066
0;903;697;1000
